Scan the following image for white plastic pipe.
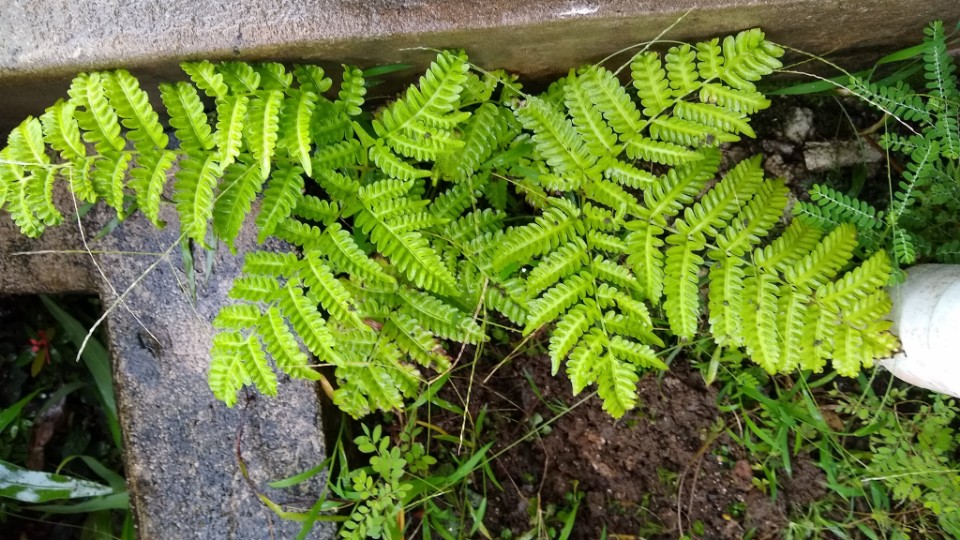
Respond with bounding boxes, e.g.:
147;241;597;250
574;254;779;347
881;264;960;397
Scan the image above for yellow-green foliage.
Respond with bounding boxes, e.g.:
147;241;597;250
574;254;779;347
0;30;898;419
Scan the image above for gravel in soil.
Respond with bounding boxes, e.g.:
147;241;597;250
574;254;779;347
437;351;826;539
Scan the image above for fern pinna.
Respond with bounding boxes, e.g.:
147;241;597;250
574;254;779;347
799;20;960;265
0;30;898;420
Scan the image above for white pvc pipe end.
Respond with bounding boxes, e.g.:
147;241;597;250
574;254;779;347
880;264;960;397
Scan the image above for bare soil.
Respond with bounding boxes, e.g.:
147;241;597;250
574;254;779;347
435;350;826;539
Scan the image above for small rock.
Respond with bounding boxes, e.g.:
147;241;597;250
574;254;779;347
781;107;815;144
804;140;884;172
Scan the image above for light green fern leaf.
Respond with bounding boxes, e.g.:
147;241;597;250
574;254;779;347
213;161;265;251
39;100;86;162
255;165;304;242
103;69;169;153
174;152;221;243
159;81;214;152
245;90;284;177
68;72;125;153
214;95;248;169
129;149;176;226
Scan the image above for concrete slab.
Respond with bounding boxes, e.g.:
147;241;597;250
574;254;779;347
1;0;958;132
0;203;333;539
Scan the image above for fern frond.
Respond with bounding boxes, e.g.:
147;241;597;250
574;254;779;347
384;311;450;369
698;29;784;91
514;96;597;184
242;251;300;278
494;203;582;268
229;275;281;303
565;330;605;394
368;140;431;181
274;218;323;248
260;306;319;380
91;152;131;214
255;165;304;242
39;100;85;162
292;195;339;225
320;223;396;286
754;220;824;273
678;155;764;238
777;289;810;373
523;271;594;334
277;282;341;362
103;69;169;153
129;150;176;227
640;148;721;221
579;66;642;139
293;64;333;95
255;62;293;90
245;90;284;177
741;269;781;372
525;238;589;298
213;161;265;250
209;331;255;407
181;60;229;99
68;72;125;153
27;168;61;228
278;90;317;176
624;136;703;166
712;179;789;257
299;249;365;328
666;44;699;97
662;235;705;339
218;62;261;94
174;152;221;243
338;65;367;116
549;301;599;375
313;137;363;172
159;81;214;152
212;304;262;331
673;101;755;138
698;83;770;114
596;348;640;418
707;256;745;346
398;289;484;343
603;160;657;188
214;95;248;169
7;117;49;167
625;221;666;301
816;250;892;311
436;103;511;181
564;71;618;156
631;52;672;117
784;223;858;292
648;116;737;147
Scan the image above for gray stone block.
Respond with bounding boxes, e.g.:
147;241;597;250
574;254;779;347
0;201;334;539
1;0;959;132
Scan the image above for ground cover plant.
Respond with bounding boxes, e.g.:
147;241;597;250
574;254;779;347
2;19;951;538
0;295;132;539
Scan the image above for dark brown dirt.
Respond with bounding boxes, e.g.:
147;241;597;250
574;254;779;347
435;350;826;539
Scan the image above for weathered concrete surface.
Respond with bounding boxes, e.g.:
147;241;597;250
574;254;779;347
1;0;959;131
0;203;333;539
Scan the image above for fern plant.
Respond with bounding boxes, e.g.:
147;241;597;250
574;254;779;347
798;20;960;266
0;30;899;420
485;31;897;416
